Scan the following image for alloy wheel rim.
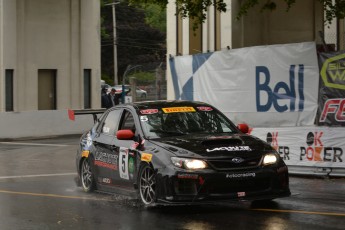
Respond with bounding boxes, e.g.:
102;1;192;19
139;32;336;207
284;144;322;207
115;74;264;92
140;167;156;205
81;160;92;189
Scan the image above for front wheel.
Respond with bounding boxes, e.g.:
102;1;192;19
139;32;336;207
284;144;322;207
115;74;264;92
138;164;156;206
80;158;96;192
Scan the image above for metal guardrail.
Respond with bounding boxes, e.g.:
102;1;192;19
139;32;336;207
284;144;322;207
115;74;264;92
288;165;345;178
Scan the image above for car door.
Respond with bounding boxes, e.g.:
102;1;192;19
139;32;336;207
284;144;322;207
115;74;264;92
92;108;122;186
111;109;139;189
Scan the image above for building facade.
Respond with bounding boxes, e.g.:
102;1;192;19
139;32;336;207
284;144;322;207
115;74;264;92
0;0;101;112
166;0;326;99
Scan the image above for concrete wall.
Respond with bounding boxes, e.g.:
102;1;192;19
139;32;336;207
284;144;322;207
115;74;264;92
0;110;92;140
0;0;101;139
0;0;101;112
231;0;324;48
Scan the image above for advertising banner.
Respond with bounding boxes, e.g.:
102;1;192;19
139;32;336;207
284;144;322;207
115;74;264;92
250;126;345;169
170;42;320;127
316;51;345;126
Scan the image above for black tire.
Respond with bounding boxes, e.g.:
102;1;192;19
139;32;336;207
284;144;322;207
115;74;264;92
81;158;96;193
138;164;156;205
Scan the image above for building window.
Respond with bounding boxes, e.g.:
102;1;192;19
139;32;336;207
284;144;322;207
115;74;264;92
176;7;183;55
5;70;14;111
84;69;91;109
214;3;221;51
189;18;202;54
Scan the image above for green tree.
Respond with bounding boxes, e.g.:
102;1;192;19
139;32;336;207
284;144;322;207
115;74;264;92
141;4;166;32
128;0;345;29
101;0;166;84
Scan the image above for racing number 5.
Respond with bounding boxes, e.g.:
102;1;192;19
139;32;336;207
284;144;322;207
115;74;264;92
119;147;129;180
121;154;126;172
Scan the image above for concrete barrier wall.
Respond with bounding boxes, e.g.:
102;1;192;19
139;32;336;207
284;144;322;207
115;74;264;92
0;110;93;140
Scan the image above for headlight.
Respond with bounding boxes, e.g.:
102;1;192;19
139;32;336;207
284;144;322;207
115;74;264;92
171;157;207;170
263;153;278;165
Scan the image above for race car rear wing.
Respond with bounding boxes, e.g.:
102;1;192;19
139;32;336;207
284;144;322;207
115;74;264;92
68;109;106;123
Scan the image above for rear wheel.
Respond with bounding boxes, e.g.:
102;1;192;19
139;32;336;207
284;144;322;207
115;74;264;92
81;158;95;192
138;164;156;205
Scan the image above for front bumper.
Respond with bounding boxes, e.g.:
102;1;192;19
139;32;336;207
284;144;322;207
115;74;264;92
155;165;290;204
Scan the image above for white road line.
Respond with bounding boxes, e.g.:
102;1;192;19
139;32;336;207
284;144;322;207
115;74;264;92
0;142;69;147
0;173;77;179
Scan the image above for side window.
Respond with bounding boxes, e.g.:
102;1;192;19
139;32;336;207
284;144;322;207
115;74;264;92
119;110;136;133
101;109;122;135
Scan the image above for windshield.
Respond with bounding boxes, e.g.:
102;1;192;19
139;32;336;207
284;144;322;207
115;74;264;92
139;106;238;139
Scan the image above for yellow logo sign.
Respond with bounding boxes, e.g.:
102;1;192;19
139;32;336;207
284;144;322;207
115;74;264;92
141;153;153;162
321;53;345;90
162;107;196;113
82;150;90;158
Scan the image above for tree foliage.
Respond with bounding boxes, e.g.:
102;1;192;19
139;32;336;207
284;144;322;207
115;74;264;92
128;0;345;29
101;0;166;84
141;4;166;32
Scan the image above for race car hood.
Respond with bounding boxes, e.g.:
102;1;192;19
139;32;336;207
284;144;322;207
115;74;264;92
149;133;274;159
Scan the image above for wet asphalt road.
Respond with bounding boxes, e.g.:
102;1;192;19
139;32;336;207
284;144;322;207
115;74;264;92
0;135;344;230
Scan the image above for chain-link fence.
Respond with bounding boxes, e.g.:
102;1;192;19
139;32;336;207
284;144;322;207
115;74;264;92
120;62;167;103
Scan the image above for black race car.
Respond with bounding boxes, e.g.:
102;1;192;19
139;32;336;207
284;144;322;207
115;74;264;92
75;100;290;206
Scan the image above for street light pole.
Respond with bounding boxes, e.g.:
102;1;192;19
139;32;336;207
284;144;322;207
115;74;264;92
105;1;120;85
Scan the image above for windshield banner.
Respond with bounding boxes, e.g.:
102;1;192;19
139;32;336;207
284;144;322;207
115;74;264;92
250;126;345;169
316;51;345;126
169;42;319;127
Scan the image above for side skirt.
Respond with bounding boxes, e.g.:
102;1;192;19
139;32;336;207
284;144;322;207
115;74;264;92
96;183;138;199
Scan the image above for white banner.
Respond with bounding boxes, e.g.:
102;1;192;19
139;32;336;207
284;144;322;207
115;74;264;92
250;126;345;169
170;42;320;127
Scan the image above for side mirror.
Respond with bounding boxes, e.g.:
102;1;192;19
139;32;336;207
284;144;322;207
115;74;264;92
116;129;135;140
237;123;249;134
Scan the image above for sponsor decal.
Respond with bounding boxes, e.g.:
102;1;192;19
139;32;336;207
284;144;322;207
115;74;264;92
177;174;199;179
82;150;90;158
98;177;111;184
95;151;118;170
226;172;256;178
140;116;148;122
95;161;117;170
197;106;213;111
206;146;252;152
320;53;345;90
237;192;246;197
119;147;129;180
266;132;290;160
141;153;153;162
128;157;134;180
103;126;110;133
256;65;305;112
128;157;134;173
300;131;343;162
140;109;159;115
319;98;345;123
162;107;196;113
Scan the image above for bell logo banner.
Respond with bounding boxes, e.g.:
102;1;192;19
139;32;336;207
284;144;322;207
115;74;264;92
170;42;319;127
